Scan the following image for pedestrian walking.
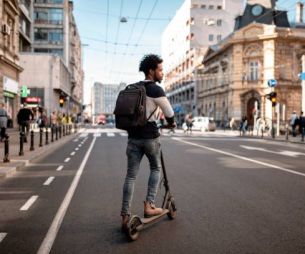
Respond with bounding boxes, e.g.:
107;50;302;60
185;113;193;134
50;111;58;129
120;54;176;231
290;111;298;137
229;117;236;131
0;103;8;141
299;111;305;141
17;103;34;142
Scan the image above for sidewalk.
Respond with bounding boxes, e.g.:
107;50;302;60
213;129;305;144
0;127;79;179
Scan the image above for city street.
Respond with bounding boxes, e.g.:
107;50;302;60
0;127;304;253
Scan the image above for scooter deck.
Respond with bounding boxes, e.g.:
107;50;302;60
141;209;169;224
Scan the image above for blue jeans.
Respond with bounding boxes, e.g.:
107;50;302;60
121;137;162;215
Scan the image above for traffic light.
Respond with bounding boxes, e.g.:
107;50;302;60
59;95;64;107
269;92;277;107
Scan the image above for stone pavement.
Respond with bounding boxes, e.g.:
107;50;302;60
0;126;78;179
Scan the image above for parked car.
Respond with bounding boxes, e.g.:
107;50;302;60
191;116;216;132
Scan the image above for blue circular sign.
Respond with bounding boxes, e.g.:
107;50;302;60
267;79;277;87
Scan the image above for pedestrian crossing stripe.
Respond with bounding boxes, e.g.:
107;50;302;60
93;133;102;137
107;133;115;137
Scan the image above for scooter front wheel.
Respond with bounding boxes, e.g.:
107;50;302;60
127;216;142;241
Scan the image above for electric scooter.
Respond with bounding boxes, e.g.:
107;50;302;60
125;141;177;241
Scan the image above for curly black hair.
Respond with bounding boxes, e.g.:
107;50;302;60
139;54;163;76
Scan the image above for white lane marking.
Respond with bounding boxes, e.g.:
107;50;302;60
75;148;79;151
0;233;7;243
79;133;88;138
20;195;39;211
173;138;305;178
56;165;64;171
107;133;115;137
93;133;101;137
73;139;79;142
119;133;128;136
70;151;76;156
241;145;305;157
78;144;82;147
43;177;55;186
37;137;96;254
64;158;70;163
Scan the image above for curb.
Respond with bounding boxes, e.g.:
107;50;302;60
0;133;79;179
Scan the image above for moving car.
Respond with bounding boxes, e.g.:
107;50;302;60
191;116;216;132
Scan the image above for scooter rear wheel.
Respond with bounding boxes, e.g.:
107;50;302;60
167;199;177;219
127;216;141;241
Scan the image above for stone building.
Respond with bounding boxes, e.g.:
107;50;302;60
161;0;244;124
198;0;304;129
0;0;23;126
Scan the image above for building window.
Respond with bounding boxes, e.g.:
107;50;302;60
249;61;259;81
217;35;222;42
208;34;214;41
209;5;214;9
217;19;222;26
217;5;222;10
201;5;206;9
191;4;199;8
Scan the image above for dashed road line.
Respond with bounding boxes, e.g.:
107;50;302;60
0;233;7;243
20;195;39;211
70;151;76;156
107;133;115;137
64;158;70;163
56;165;64;171
43;177;55;186
37;137;97;254
75;148;79;151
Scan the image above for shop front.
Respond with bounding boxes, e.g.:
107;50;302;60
3;76;19;128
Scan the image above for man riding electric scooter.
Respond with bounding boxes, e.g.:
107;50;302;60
120;54;176;232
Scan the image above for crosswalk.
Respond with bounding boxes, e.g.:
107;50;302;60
77;128;242;138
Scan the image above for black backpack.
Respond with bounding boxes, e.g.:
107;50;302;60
114;82;148;130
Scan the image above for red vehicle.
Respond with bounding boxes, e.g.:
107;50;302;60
97;114;106;125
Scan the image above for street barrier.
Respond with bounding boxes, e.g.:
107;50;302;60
45;127;49;145
19;131;24;156
30;130;34;151
39;128;43;147
3;135;10;163
55;126;58;140
51;126;54;142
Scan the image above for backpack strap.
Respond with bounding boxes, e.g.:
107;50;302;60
147;107;158;121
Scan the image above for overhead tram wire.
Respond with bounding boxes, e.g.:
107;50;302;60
117;0;144;82
108;0;124;82
105;0;110;76
118;0;160;84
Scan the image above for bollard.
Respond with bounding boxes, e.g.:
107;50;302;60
55;126;58;140
39;128;43;147
51;125;54;142
74;123;77;134
45;127;49;145
59;125;62;139
30;130;34;151
302;127;304;142
63;125;66;136
3;135;10;163
19;131;24;156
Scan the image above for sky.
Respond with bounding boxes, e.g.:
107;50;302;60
72;0;302;105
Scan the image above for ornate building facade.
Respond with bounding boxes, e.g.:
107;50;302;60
199;22;304;128
0;0;23;125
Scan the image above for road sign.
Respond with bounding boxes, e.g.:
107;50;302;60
298;72;305;80
267;79;277;87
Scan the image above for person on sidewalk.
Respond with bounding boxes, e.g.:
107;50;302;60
17;103;34;142
0;103;8;141
120;54;176;231
290;111;298;137
299;111;305;141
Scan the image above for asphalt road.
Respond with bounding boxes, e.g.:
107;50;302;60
0;128;304;254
